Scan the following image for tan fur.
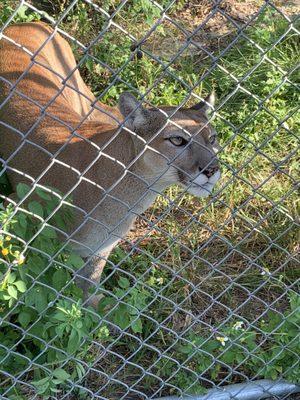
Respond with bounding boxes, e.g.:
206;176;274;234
0;22;220;304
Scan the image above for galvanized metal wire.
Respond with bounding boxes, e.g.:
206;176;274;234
0;0;299;399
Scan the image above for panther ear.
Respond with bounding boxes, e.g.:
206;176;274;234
118;92;149;131
191;92;215;113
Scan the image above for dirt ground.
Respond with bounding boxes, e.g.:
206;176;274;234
146;0;300;58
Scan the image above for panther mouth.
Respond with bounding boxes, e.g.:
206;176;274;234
181;170;221;198
188;182;215;196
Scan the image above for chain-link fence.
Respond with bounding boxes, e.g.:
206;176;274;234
0;0;299;399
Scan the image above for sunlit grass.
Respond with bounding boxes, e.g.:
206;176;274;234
0;2;299;398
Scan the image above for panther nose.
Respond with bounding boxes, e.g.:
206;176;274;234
202;166;219;178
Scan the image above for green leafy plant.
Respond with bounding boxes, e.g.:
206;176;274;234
141;292;299;395
0;2;41;24
0;185;110;398
31;368;71;398
98;275;151;334
0;3;299;399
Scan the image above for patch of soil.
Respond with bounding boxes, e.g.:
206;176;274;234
147;0;299;59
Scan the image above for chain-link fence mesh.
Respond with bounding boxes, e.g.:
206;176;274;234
0;0;299;399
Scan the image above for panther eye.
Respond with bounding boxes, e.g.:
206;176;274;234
169;136;188;146
209;134;216;145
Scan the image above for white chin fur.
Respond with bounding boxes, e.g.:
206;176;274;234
186;170;221;198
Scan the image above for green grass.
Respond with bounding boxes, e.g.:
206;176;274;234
0;1;299;399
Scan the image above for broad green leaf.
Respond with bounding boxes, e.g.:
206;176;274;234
16;183;31;200
85;58;94;72
52;214;66;230
113;305;130;329
131;317;143;333
66;253;84;269
75;320;83;330
75;363;85;380
32;377;50;394
28;201;44;218
8;297;14;307
55;323;67;337
53;311;68;322
7;285;18;299
220;349;236;364
18;265;26;281
52;269;69;291
36;187;52;201
67;329;80;353
49;386;61;393
12;223;26;239
53;368;70;381
27;255;46;275
40;226;57;238
24;286;48;312
17;5;28;19
7;272;17;284
36;291;49;312
118;277;130;289
18;310;31;328
115;288;126;298
289;292;300;311
18;212;28;228
32;377;49;387
97;297;116;314
14;280;27;293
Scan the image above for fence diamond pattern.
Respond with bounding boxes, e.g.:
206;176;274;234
0;0;299;399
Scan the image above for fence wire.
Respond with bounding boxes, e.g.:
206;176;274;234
0;0;299;399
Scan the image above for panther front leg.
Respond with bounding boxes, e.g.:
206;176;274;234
75;249;112;308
